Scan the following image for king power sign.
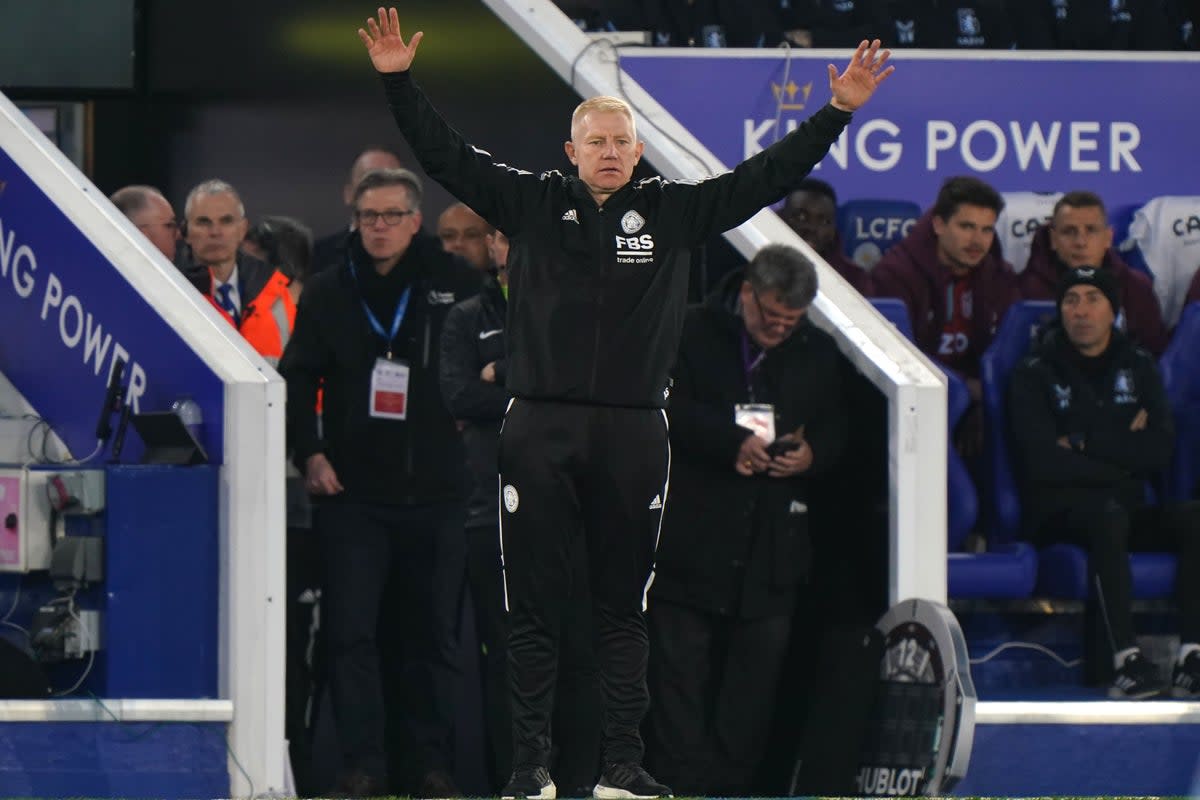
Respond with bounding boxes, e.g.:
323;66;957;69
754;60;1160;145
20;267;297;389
620;53;1200;206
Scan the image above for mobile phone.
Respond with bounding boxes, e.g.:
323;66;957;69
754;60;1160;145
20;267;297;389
767;439;800;458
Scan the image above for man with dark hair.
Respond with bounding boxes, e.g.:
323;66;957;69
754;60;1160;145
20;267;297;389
243;215;313;306
645;243;846;795
1008;266;1200;700
110;184;179;262
437;202;494;272
1020;190;1168;356
358;10;891;798
778;178;872;294
279;166;480;797
312;146;404;274
871;175;1019;393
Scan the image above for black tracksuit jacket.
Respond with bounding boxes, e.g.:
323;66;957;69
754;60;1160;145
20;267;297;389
439;276;510;529
1007;326;1174;533
279;231;480;506
380;70;852;409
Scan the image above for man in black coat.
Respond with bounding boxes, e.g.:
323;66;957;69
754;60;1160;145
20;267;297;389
279;168;480;797
645;244;848;795
1008;267;1200;700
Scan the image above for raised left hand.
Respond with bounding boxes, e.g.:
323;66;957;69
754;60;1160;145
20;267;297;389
828;39;894;112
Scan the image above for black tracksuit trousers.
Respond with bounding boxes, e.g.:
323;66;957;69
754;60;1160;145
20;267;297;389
1037;499;1200;666
499;399;670;771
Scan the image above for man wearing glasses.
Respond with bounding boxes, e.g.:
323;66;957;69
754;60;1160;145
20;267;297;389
279;167;480;798
644;244;847;795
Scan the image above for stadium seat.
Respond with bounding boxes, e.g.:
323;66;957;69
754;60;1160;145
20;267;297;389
1037;546;1177;600
980;301;1058;544
981;300;1176;601
870;297;913;340
1158;302;1200;504
870;298;1036;598
838;199;920;270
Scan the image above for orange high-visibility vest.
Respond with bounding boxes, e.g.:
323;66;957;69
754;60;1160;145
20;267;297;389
209;269;296;366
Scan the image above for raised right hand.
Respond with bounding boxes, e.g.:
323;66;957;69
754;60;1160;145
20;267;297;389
358;7;423;74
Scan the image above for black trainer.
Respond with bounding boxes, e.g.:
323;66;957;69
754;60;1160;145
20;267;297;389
1108;650;1164;699
502;765;556;800
1171;651;1200;698
593;762;672;799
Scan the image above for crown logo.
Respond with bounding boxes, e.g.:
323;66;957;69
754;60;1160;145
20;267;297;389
771;80;813;110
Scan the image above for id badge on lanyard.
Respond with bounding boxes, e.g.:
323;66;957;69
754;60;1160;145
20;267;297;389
734;403;776;443
351;257;413;421
370;358;410;420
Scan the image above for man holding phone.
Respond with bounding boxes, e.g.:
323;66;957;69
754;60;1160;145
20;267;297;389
644;244;849;795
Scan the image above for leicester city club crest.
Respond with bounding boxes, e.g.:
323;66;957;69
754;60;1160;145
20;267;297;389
620;210;645;234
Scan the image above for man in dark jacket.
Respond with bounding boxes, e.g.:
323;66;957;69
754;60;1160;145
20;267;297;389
312;147;403;274
871;176;1019;398
1008;267;1200;700
279;168;480;797
645;244;846;795
1020;191;1168;356
439;231;602;795
358;11;892;798
778;178;872;295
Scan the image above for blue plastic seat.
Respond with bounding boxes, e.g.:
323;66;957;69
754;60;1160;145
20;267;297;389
1159;302;1200;504
1037;546;1177;600
982;300;1176;601
871;298;1036;598
838;199;920;270
980;301;1059;544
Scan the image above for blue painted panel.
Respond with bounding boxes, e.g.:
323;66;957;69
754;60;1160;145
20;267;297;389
97;465;219;698
955;722;1200;796
0;721;228;799
0;148;224;463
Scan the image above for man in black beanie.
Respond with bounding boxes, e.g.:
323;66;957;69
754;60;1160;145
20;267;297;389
1007;266;1200;699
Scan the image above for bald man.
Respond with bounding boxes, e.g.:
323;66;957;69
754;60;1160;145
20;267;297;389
437;202;493;272
110;184;179;261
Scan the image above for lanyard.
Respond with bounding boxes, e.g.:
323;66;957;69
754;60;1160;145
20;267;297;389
349;258;411;360
740;329;766;401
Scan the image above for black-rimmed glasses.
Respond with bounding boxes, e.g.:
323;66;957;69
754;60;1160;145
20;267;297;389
355;209;415;227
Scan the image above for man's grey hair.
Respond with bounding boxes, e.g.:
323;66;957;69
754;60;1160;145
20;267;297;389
352;168;424;212
745;243;818;309
184;179;245;219
109;185;167;218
